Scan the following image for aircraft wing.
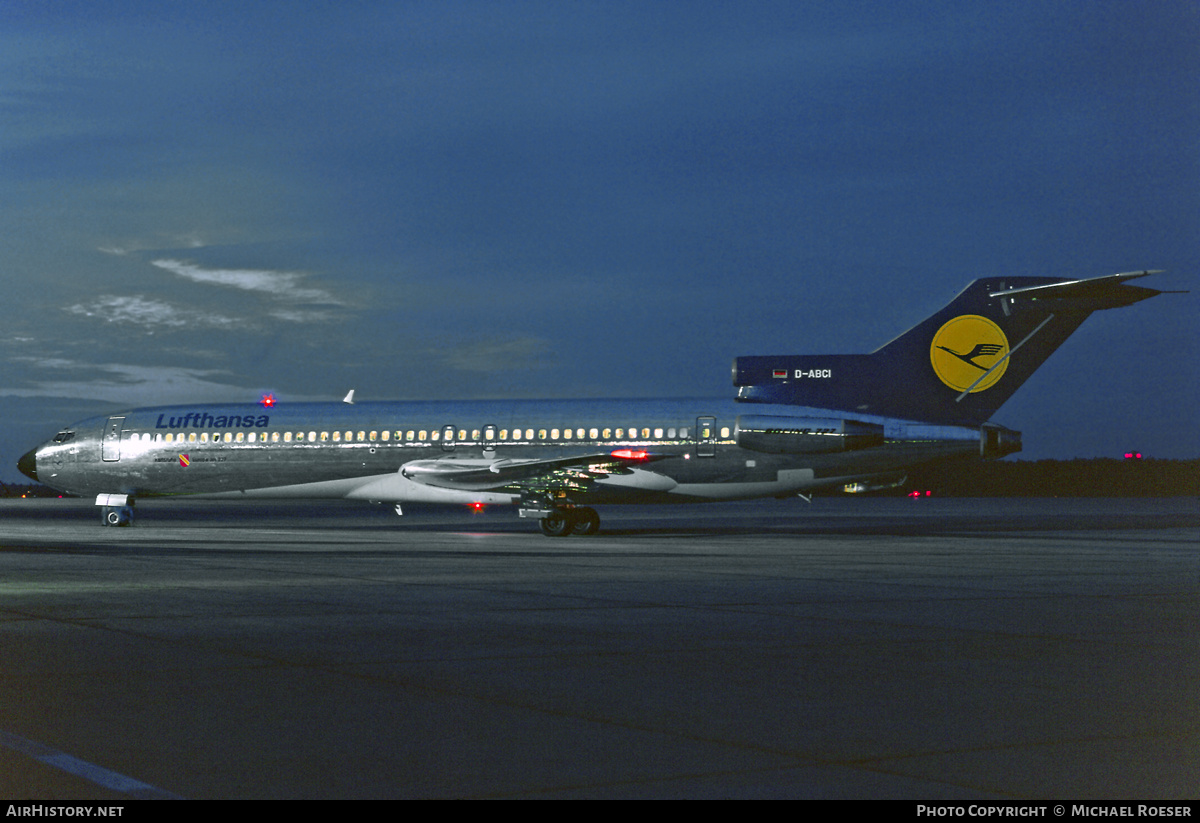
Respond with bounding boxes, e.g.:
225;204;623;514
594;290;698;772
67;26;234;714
399;450;670;492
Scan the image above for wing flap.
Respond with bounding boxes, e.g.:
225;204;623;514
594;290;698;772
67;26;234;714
400;451;669;492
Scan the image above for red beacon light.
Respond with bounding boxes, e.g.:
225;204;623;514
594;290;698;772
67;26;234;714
1123;452;1143;460
259;393;277;409
611;449;649;460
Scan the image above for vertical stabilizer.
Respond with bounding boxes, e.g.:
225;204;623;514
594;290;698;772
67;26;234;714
733;271;1166;425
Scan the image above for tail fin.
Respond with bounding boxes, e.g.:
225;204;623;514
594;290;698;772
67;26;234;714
733;271;1168;426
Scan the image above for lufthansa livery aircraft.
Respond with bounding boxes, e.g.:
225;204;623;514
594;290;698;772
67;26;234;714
18;271;1169;536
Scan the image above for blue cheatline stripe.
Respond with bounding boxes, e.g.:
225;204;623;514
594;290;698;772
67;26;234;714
0;729;183;800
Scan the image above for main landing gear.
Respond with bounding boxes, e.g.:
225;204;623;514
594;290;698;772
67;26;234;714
538;506;600;538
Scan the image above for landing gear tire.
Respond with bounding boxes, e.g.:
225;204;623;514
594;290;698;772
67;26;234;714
539;510;575;538
570;507;600;536
101;506;133;527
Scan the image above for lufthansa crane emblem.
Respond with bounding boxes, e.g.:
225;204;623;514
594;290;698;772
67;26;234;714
929;315;1009;392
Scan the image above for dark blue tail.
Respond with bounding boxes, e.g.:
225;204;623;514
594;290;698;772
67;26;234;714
732;271;1166;425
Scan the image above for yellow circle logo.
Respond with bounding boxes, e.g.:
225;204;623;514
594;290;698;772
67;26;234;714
929;315;1009;392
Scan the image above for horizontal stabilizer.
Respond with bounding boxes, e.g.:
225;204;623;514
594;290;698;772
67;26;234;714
987;270;1169;308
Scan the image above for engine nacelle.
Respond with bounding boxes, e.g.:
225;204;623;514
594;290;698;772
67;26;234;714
980;423;1022;458
735;415;885;455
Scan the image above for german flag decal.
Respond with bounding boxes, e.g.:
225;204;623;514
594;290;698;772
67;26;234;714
179;454;190;467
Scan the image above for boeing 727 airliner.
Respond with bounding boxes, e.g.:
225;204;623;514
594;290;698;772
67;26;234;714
18;271;1169;535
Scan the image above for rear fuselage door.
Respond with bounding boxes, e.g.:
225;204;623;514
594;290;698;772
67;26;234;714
102;416;125;462
697;416;716;457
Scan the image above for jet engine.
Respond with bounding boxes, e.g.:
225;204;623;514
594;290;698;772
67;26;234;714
735;415;885;455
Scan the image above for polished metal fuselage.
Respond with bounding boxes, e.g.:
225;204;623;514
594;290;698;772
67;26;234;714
25;397;990;506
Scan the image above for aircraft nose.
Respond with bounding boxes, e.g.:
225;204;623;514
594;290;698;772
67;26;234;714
17;448;38;482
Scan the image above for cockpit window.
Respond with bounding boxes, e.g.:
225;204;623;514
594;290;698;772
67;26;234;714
53;430;75;443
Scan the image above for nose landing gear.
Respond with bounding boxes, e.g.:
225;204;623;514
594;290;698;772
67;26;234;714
96;494;134;527
100;505;134;527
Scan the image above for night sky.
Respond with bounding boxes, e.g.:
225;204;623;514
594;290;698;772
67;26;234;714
3;1;1197;477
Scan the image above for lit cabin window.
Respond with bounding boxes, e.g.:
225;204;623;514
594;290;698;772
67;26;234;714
307;431;316;442
654;428;663;439
472;429;481;440
272;432;280;443
602;428;611;439
234;432;243;443
720;427;731;438
220;432;229;443
524;429;534;440
319;432;329;442
369;431;377;441
249;433;257;443
499;429;508;440
358;431;366;442
333;431;342;442
165;433;174;443
538;429;547;440
431;430;440;441
615;428;623;439
641;428;650;439
419;430;428;441
457;429;466;441
589;428;598;439
199;433;208;443
551;428;560;439
284;432;293;442
155;433;163;443
563;428;572;440
406;430;415;441
379;431;387;441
